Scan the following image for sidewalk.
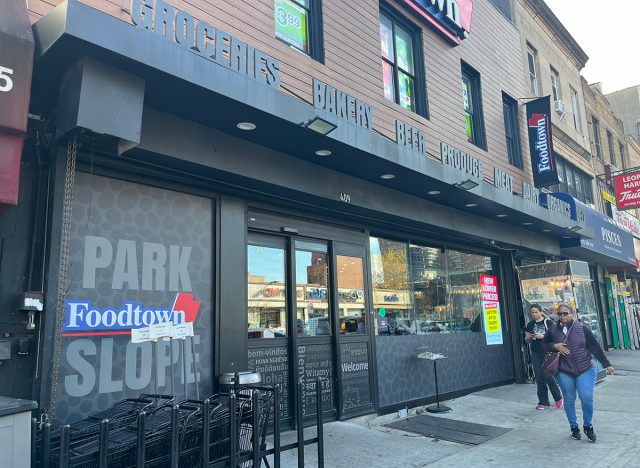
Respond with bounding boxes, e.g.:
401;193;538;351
271;349;640;467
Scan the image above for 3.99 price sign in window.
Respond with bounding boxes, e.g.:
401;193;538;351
274;0;309;53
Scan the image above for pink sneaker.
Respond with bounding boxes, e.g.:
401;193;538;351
555;399;563;408
535;405;545;410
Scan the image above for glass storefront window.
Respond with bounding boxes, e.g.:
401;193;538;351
410;245;448;334
370;237;413;335
248;244;288;339
296;241;331;336
336;255;367;335
448;251;492;332
371;236;497;336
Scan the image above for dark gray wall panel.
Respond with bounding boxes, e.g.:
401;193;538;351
375;333;514;408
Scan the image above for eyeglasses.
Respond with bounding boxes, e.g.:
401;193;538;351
557;312;571;316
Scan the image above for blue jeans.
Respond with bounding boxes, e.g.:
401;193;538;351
556;367;596;427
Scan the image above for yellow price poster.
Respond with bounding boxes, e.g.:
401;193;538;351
485;306;501;333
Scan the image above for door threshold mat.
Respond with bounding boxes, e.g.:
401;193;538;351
385;414;511;445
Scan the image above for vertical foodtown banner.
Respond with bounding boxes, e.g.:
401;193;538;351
480;274;503;345
55;174;213;423
613;170;640;210
525;96;560;188
0;0;34;211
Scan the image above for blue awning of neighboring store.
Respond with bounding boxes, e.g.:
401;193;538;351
544;193;636;267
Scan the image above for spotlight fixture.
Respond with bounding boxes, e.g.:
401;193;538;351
380;174;396;180
302;116;337;135
453;179;479;190
567;225;582;232
236;122;256;131
315;149;332;156
427;190;441;195
465;203;477;207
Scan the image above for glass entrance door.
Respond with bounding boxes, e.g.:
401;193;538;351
247;234;372;425
334;243;374;417
294;239;336;420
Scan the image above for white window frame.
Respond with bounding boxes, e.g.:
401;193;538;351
570;88;581;132
527;46;539;96
550;67;560;102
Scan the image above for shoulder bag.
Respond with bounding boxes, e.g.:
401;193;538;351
541;323;573;376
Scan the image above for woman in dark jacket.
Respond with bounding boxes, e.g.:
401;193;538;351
543;303;615;442
525;304;562;410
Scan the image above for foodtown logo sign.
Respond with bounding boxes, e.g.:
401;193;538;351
63;293;201;336
529;113;552;175
399;0;473;45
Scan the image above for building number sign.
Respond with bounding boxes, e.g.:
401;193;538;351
0;66;15;92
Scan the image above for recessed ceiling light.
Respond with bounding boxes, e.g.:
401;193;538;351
522;222;533;226
465;203;477;207
250;217;256;222
496;214;507;218
381;174;395;180
542;229;551;232
562;236;572;239
237;122;256;131
315;149;332;156
427;190;440;195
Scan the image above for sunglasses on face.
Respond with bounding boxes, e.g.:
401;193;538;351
557;312;571;316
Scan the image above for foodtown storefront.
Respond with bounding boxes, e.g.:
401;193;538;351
7;1;596;424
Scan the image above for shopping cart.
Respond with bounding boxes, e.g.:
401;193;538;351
35;394;174;464
47;400;202;468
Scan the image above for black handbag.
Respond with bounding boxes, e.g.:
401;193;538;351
542;323;573;376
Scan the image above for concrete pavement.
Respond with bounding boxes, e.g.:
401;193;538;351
269;349;640;467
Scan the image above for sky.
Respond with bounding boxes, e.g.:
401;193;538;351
543;0;640;94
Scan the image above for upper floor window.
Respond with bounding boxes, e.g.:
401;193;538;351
550;157;593;205
570;87;581;132
592;118;603;160
502;93;522;169
274;0;324;62
379;7;427;116
550;67;560;102
527;45;539;96
607;131;616;167
462;62;486;150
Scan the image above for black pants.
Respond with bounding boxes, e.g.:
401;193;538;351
530;351;563;406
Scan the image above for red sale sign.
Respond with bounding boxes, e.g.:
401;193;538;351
614;171;640;210
480;274;499;301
